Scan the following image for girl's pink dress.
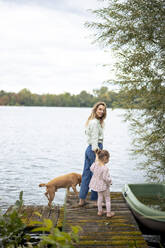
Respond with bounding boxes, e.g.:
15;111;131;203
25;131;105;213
89;162;112;192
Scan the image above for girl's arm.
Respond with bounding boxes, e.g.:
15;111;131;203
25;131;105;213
90;162;96;173
103;167;112;185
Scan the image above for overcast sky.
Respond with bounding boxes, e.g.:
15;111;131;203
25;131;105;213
0;0;116;94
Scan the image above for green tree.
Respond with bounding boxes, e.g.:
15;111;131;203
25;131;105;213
87;0;165;181
60;92;73;106
76;90;95;107
93;86;119;107
17;88;32;106
0;94;9;105
8;92;17;105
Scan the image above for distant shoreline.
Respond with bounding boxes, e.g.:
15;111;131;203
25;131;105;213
0;87;138;109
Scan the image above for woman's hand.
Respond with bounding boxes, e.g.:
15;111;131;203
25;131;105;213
94;148;100;154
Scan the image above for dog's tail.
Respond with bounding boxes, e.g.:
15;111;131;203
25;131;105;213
39;183;46;187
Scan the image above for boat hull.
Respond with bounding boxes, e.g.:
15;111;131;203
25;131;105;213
132;208;165;232
122;183;165;233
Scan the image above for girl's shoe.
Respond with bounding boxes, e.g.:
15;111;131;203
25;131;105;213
106;211;115;218
97;211;103;216
97;210;106;216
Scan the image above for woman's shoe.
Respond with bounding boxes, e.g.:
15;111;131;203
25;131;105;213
78;199;85;207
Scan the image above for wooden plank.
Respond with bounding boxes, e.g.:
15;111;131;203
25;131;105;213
6;204;61;228
78;239;147;246
21;205;35;225
49;205;60;227
56;206;65;229
40;205;51;219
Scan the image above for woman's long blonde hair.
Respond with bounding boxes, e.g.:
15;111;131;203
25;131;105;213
85;102;107;127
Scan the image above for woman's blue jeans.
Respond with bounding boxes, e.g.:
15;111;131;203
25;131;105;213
79;143;103;201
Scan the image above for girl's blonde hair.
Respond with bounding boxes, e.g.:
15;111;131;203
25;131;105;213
85;102;107;127
97;149;110;161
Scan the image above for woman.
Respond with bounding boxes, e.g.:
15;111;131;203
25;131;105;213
79;101;107;206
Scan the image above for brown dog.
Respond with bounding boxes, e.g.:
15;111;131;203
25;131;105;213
39;173;81;207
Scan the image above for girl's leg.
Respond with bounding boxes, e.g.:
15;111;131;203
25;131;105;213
104;188;111;213
104;188;115;218
97;192;103;215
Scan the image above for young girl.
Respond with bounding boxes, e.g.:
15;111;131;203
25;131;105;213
89;150;115;218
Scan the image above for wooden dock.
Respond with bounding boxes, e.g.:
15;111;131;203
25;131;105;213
7;192;148;247
64;192;148;248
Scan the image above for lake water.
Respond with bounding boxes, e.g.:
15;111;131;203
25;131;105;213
0;106;146;212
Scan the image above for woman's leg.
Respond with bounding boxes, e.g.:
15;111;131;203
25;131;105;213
79;143;103;202
90;143;103;201
79;145;95;200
